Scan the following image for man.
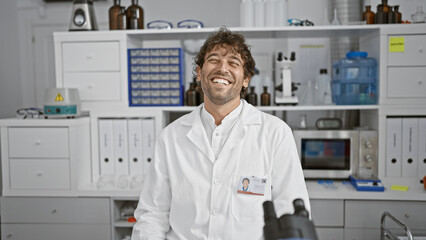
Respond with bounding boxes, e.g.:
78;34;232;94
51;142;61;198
132;27;309;240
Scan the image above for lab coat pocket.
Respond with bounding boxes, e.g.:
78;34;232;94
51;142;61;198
231;175;266;223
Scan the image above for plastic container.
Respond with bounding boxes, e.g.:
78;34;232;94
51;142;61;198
332;51;377;105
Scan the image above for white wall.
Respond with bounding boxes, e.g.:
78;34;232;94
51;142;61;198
0;1;22;118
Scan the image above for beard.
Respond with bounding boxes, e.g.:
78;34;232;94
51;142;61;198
200;72;243;105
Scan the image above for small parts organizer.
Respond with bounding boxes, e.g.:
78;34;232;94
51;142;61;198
128;48;184;106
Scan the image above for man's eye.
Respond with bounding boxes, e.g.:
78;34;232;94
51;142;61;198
230;61;240;66
208;58;219;63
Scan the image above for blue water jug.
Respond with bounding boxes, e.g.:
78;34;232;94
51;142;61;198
332;51;377;105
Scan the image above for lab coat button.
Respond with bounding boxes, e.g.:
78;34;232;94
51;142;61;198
213;179;220;185
212;209;219;216
215;132;220;136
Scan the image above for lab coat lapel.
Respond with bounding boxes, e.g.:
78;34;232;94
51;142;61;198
184;107;216;163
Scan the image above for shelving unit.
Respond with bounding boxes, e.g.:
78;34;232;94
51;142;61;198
1;24;424;240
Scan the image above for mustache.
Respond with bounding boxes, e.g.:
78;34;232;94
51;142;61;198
208;72;233;81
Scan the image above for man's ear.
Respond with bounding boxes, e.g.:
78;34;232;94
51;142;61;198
243;77;250;88
196;66;201;81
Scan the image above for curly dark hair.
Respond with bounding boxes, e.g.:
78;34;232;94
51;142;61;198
194;27;256;80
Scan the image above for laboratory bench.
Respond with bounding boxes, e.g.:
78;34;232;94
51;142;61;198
1;24;426;240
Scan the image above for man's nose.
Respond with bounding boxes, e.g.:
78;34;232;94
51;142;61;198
217;60;230;73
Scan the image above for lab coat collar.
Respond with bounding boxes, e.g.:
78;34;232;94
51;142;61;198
182;100;262;163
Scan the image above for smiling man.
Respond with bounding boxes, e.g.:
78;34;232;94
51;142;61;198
132;28;310;240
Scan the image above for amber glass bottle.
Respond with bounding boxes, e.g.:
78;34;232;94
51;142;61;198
261;86;271;106
388;6;396;24
109;0;121;30
394;5;402;23
186;82;199;106
375;5;385;24
381;0;390;23
363;5;375;24
245;86;258;106
126;0;144;29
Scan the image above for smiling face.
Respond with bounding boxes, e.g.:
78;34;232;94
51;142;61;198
197;45;250;106
243;179;249;188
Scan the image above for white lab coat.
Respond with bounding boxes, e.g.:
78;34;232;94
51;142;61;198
132;100;310;240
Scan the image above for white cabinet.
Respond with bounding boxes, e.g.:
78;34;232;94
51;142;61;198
0;118;91;196
1;197;111;240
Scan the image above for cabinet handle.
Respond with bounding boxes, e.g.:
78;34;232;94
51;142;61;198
36;172;43;177
418;80;423;85
88;84;94;89
86;54;93;60
419;48;424;53
6;234;12;238
35;140;41;145
52;209;57;213
404;213;410;218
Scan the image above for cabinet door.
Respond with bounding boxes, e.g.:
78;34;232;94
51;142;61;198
1;223;111;240
388;35;426;66
1;197;110;224
315;227;344;240
63;72;121;101
8;127;69;158
9;159;70;189
311;199;344;227
387;67;426;98
344;228;380;240
62;41;120;72
345;200;426;230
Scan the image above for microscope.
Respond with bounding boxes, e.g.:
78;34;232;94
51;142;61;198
263;199;318;240
274;51;299;105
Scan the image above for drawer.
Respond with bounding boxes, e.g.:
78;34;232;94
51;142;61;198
387;67;426;98
1;197;110;223
311;199;344;227
63;72;121;101
345;200;426;230
9;159;70;189
8;127;69;158
1;223;111;240
388;35;426;66
315;228;343;240
62;41;120;72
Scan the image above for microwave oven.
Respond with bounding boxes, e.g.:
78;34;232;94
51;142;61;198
293;130;377;179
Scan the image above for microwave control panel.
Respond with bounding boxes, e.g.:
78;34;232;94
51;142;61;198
359;131;378;176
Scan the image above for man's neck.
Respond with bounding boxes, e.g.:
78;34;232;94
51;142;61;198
204;97;241;126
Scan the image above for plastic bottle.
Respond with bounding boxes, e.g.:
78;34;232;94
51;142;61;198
126;0;144;29
315;69;333;105
109;0;121;30
261;86;271;106
300;80;316;105
265;0;277;27
254;0;265;27
275;0;289;26
332;51;377;105
240;0;254;27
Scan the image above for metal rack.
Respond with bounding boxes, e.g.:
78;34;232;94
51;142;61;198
381;211;413;240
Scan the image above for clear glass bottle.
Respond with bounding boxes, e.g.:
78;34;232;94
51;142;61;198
316;69;332;105
126;0;144;29
109;0;121;30
261;86;271;106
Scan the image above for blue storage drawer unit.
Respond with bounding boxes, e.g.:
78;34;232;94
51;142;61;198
128;48;184;106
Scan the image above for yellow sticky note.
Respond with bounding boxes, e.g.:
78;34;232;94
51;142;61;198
389;37;405;52
390;185;409;191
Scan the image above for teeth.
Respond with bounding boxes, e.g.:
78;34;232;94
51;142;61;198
213;78;230;85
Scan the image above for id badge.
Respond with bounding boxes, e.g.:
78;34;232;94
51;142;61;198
237;176;267;196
